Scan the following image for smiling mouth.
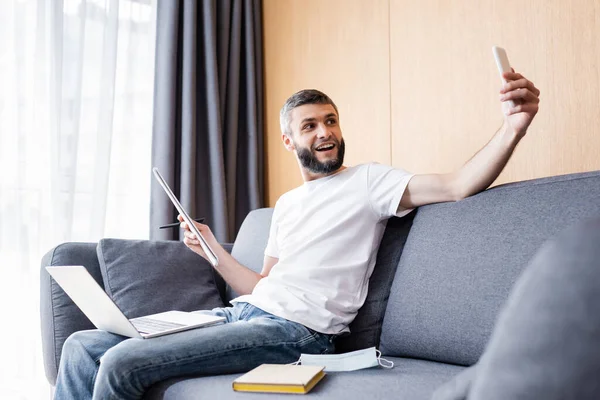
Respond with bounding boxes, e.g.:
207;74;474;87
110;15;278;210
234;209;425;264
314;143;336;152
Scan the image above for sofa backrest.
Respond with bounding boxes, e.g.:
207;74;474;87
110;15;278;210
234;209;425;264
379;170;600;366
227;208;274;301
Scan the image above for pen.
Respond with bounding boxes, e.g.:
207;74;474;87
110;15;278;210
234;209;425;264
159;217;205;229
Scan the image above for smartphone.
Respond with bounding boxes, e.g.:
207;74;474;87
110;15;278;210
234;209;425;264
492;46;516;108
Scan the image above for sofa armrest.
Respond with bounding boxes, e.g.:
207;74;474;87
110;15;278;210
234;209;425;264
40;240;234;386
40;242;103;386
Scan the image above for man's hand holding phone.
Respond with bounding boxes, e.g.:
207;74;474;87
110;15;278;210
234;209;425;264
493;46;540;139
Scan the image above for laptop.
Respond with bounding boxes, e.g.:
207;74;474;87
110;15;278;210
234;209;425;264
152;167;219;267
46;265;225;339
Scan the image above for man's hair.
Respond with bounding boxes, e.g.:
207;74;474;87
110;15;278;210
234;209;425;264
279;89;339;136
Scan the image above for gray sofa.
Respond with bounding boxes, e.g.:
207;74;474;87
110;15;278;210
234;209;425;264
40;170;600;399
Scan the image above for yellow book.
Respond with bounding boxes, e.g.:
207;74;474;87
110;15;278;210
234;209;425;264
232;364;326;394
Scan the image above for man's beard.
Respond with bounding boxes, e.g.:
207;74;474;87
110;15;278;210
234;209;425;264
295;138;345;174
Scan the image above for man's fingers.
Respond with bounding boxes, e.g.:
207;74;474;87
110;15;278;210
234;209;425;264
180;221;203;230
184;234;201;246
500;88;540;104
501;78;540;97
501;78;533;92
184;235;208;258
524;81;541;97
503;71;523;81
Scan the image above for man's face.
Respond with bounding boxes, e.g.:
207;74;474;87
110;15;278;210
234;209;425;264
286;104;345;174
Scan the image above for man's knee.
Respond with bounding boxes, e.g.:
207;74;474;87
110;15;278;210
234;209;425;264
99;340;145;371
62;330;97;356
95;341;148;395
96;346;124;383
61;329;123;363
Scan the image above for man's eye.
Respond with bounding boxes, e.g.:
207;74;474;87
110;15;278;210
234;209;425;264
326;119;337;125
303;124;314;130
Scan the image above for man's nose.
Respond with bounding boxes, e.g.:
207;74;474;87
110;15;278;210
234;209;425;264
316;123;329;139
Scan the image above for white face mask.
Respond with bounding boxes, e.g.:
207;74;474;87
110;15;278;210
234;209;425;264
293;347;394;372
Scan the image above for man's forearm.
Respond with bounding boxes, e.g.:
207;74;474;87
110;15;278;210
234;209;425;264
453;123;522;199
213;252;263;296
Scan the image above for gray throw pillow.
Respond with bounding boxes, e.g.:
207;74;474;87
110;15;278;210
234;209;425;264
432;218;600;400
96;239;224;319
466;219;600;400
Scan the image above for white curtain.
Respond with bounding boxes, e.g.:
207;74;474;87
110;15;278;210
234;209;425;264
0;0;157;397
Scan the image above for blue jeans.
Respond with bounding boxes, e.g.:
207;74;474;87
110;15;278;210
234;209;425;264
54;302;336;399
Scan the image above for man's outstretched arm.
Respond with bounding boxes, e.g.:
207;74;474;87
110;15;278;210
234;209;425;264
400;71;541;209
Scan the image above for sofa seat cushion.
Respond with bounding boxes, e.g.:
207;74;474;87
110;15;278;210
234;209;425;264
143;357;465;400
96;239;225;319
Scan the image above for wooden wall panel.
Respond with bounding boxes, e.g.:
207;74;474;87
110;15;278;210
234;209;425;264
263;0;391;206
390;0;600;184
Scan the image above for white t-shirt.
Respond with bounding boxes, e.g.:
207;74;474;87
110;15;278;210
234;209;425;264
231;163;414;334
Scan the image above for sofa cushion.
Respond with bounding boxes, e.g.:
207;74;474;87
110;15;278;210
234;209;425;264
96;239;224;319
380;170;600;366
144;357;465;400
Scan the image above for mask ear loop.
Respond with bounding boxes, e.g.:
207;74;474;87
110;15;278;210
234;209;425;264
376;349;394;369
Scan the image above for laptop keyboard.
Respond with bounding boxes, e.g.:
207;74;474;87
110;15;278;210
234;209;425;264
130;317;185;334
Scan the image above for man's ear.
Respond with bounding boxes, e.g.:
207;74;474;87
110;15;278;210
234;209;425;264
282;133;295;151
